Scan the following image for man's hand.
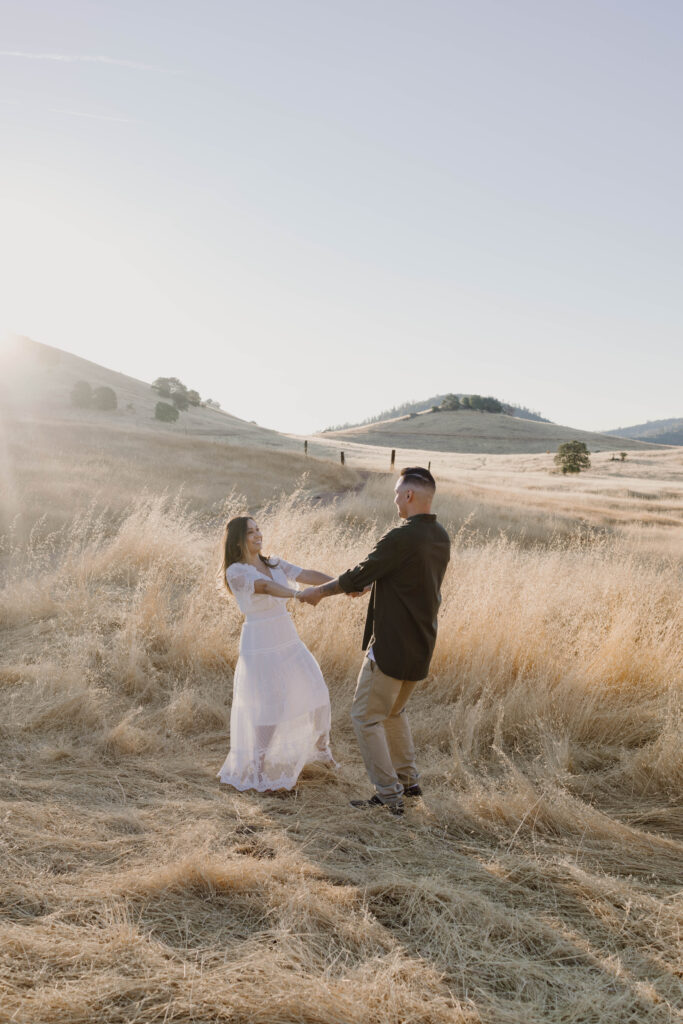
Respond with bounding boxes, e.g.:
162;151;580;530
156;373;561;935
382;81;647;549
347;585;372;598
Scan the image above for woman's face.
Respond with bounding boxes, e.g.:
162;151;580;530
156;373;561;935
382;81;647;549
243;519;263;556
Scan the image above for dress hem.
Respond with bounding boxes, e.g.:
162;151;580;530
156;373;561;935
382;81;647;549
217;751;337;792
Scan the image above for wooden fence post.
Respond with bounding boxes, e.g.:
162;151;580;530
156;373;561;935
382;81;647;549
304;440;308;456
428;461;431;472
340;451;345;466
390;449;396;468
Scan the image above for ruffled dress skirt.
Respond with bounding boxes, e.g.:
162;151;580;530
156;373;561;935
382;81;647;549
217;609;334;791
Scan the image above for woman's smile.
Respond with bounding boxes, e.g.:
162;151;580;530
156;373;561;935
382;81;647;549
245;520;263;555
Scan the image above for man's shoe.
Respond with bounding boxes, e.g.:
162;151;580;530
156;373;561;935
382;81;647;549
403;784;423;798
350;794;404;817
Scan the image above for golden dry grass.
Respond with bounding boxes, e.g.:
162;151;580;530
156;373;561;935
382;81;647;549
1;426;682;1024
1;337;682;1022
0;415;364;540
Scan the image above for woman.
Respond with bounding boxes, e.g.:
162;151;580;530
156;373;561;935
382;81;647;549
217;516;336;792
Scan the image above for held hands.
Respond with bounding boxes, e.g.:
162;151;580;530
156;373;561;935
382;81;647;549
296;584;371;606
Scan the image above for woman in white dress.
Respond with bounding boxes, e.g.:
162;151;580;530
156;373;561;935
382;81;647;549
217;516;336;792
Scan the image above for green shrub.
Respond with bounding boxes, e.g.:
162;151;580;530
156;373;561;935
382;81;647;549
92;386;117;411
151;377;172;398
155;401;179;423
171;389;189;411
440;394;460;411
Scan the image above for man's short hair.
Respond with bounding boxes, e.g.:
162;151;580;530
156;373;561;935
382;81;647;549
399;466;436;492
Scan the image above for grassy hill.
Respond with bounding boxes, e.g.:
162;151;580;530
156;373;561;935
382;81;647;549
0;335;365;534
324;394;550;430
608;417;683;446
0;334;293;445
321;407;662;454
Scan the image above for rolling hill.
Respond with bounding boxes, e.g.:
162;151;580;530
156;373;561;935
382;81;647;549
0;335;365;532
320;407;663;455
0;334;288;447
3;335;666;459
607;417;683;446
324;394;550;430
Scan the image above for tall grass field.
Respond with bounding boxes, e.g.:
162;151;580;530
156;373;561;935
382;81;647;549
1;416;682;1023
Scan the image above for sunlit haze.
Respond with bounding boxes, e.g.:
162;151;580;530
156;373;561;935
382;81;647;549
2;1;682;434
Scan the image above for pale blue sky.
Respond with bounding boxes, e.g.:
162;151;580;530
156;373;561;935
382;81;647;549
2;1;681;433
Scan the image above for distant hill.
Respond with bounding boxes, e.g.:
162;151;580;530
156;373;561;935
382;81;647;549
607;418;683;446
0;334;290;448
0;335;365;534
324;394;550;431
320;407;663;455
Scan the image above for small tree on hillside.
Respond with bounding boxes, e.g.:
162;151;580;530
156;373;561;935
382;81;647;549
440;394;460;411
171;385;189;411
481;396;504;413
71;380;92;408
555;441;591;474
92;386;117;411
151;377;172;398
152;377;196;410
620;451;628;461
155;401;179;423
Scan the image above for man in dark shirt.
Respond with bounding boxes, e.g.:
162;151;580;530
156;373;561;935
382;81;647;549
297;467;451;816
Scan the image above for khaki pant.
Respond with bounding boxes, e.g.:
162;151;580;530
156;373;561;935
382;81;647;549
351;656;420;805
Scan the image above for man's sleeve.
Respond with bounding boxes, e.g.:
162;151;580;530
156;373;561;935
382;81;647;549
338;527;404;593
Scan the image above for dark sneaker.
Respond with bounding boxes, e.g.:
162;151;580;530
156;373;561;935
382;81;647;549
403;784;423;798
350;794;404;817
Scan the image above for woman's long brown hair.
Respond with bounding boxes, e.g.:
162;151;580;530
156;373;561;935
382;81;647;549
219;516;277;594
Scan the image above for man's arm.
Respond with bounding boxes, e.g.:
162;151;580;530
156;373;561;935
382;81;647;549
338;527;404;592
297;527;404;606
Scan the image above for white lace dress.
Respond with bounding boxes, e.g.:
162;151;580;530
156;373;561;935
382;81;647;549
217;558;334;791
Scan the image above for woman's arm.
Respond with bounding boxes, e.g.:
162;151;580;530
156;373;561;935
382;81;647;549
295;569;334;586
254;578;298;598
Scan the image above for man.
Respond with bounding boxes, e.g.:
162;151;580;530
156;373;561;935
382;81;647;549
297;467;451;816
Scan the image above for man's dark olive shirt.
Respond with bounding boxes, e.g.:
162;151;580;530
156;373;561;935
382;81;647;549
338;513;451;681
